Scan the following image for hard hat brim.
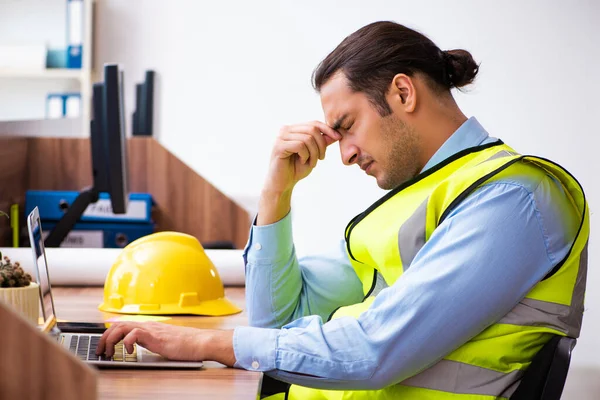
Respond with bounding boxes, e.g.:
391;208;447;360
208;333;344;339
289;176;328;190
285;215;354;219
98;296;242;316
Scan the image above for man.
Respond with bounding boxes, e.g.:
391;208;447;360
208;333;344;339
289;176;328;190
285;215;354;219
97;21;589;399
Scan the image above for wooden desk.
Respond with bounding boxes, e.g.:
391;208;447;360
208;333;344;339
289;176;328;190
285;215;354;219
53;287;262;400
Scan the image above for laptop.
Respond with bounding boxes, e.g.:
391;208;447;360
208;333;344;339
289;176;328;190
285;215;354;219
26;206;204;369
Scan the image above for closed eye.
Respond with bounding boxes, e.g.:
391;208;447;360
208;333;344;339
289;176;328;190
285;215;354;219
340;122;353;132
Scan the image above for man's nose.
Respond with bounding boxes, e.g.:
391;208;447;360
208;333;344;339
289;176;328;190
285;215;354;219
340;140;359;166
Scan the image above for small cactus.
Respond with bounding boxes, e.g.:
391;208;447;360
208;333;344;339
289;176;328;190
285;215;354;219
0;251;33;288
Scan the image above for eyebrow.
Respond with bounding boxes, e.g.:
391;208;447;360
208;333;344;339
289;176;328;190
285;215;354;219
331;114;349;131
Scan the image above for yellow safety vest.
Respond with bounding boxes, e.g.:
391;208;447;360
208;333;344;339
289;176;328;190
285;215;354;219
286;141;589;400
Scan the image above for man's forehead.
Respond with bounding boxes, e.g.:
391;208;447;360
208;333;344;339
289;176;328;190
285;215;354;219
320;72;354;127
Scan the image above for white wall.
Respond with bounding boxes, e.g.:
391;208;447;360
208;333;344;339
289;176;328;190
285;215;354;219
92;0;600;375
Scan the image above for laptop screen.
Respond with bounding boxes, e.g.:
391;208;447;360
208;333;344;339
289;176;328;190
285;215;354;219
27;208;57;325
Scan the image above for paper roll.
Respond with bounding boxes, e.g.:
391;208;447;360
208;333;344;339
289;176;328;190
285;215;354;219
204;249;246;287
0;247;246;287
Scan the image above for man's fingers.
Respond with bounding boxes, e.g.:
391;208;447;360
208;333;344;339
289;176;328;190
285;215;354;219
287;126;329;160
278;140;310;164
123;328;153;354
104;328;127;358
314;120;342;142
98;323;135;357
323;134;339;146
96;325;116;355
279;121;342;157
282;133;321;162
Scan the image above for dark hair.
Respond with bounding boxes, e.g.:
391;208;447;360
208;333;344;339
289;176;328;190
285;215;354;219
312;21;480;116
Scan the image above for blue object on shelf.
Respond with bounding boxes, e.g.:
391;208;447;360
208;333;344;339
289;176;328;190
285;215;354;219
46;92;81;118
41;221;155;248
66;0;84;69
46;48;68;68
25;191;154;224
66;45;82;69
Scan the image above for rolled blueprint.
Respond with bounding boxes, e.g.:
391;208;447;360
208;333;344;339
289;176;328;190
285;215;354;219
0;247;246;286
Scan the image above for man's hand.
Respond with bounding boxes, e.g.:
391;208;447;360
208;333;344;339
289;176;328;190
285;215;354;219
95;322;236;366
258;121;341;225
267;121;341;193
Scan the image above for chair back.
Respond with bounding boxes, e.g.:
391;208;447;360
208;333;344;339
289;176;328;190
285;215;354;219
511;335;576;400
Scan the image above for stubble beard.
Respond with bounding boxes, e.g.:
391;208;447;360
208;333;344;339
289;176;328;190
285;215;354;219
376;115;422;190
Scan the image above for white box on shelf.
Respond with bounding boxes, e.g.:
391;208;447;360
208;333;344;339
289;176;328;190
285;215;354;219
47;95;64;119
0;44;46;70
65;93;81;118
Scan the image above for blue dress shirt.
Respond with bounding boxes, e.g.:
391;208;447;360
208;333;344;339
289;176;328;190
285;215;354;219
232;117;579;390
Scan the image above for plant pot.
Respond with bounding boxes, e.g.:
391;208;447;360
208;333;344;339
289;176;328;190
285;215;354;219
0;282;39;326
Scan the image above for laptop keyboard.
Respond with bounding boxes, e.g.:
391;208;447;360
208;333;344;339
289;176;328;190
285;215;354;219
67;334;138;362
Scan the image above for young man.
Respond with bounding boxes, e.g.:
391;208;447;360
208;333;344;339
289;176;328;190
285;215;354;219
97;21;589;399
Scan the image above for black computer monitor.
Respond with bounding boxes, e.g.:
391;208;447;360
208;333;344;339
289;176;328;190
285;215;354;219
103;64;129;214
90;82;109;193
44;64;130;247
132;70;155;136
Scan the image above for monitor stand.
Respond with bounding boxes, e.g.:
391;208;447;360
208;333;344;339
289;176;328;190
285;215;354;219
44;187;100;248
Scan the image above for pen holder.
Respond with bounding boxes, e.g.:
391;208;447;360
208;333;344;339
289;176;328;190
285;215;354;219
0;253;39;326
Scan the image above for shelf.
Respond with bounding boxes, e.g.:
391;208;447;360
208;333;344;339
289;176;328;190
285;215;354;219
0;118;84;138
1;0;95;136
0;68;89;81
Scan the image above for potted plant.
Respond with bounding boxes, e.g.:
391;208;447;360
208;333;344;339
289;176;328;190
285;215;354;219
0;251;39;326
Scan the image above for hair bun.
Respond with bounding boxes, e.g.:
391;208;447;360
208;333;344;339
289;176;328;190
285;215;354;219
443;49;479;89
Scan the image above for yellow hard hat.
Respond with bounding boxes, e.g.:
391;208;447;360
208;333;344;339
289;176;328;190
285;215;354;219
98;231;241;316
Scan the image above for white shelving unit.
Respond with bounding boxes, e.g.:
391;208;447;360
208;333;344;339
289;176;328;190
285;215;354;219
0;0;94;137
0;68;85;80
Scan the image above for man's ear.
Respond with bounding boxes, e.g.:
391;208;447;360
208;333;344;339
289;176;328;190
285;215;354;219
387;74;417;113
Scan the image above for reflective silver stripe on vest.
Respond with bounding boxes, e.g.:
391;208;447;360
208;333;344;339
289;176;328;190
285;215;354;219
397;151;517;270
397;199;428;270
497;241;588;337
479;149;519;164
370;272;389;297
398;150;518;272
570;240;588;335
401;359;523;398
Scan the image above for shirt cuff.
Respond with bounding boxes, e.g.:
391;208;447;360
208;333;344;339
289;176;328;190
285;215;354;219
233;326;279;371
245;211;294;265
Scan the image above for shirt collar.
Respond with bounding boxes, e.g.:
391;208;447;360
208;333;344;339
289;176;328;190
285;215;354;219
421;117;494;173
